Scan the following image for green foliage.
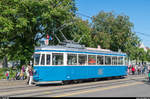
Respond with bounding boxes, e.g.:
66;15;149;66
0;0;148;64
146;49;150;62
91;11;140;60
0;0;76;64
62;18;94;47
0;67;20;80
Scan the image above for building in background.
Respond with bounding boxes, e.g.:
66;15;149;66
139;42;148;52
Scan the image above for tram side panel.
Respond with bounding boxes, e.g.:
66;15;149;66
65;66;127;80
33;66;68;82
33;65;127;82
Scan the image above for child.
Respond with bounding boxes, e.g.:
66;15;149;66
6;71;9;80
20;70;24;80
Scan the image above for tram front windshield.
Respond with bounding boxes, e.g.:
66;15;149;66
34;54;40;65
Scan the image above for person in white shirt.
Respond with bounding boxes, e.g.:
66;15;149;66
25;65;30;85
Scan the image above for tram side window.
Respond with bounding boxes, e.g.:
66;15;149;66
46;54;51;65
52;53;63;65
67;54;77;65
88;55;96;65
34;54;40;65
78;54;87;65
125;57;128;65
118;57;123;65
112;56;117;65
97;55;104;65
41;54;45;65
105;56;111;65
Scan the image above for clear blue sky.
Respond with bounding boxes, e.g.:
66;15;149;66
75;0;150;48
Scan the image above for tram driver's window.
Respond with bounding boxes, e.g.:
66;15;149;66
105;56;111;65
88;55;96;65
78;54;87;65
41;54;45;65
67;54;77;65
46;54;51;65
52;53;63;65
97;55;104;65
34;54;40;65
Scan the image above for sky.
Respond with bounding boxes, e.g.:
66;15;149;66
75;0;150;48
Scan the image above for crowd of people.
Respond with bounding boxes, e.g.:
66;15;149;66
127;64;150;82
4;64;150;85
128;65;149;75
5;64;34;86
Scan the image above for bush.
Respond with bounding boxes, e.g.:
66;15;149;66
0;67;17;80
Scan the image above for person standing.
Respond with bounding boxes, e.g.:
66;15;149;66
25;65;30;84
21;65;25;80
147;66;150;81
28;66;33;85
5;71;9;80
137;66;141;75
131;66;135;75
127;67;130;75
148;69;150;82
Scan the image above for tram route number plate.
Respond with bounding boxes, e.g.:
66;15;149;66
98;69;103;75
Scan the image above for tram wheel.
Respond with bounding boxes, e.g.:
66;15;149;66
73;80;79;84
78;80;83;83
62;81;69;85
94;78;98;82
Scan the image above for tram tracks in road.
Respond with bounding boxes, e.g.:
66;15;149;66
8;76;145;97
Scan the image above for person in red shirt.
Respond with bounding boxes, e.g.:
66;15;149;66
132;66;135;75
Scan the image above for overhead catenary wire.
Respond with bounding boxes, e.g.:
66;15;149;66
135;32;150;37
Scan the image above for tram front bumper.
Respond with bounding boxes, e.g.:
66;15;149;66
33;76;40;82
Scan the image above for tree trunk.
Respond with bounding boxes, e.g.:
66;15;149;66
2;56;8;68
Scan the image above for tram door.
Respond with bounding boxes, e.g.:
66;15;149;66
66;53;78;80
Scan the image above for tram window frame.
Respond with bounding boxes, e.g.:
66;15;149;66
46;53;51;66
78;54;88;66
125;56;128;66
67;53;77;65
52;53;64;66
34;53;41;66
105;56;111;65
97;55;104;65
88;55;96;65
112;56;117;65
40;54;46;66
118;56;123;65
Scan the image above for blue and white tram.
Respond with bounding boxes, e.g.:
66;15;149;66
33;44;127;84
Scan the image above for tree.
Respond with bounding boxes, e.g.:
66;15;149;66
146;49;150;62
91;11;140;59
60;17;94;47
0;0;76;65
91;11;112;49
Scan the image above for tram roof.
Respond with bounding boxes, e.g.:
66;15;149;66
35;45;126;56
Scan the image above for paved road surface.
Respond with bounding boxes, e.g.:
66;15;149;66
0;75;149;97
